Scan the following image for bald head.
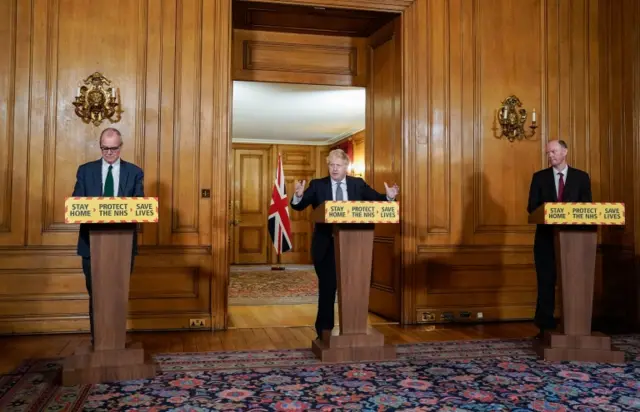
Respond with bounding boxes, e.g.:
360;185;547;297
546;139;568;169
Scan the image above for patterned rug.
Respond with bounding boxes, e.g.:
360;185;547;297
1;335;640;411
229;265;318;305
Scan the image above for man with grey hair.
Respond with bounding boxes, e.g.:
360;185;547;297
527;139;592;339
291;148;399;340
71;127;144;345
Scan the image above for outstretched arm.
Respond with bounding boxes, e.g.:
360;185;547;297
290;179;316;211
361;180;399;201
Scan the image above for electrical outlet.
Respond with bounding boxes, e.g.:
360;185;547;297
477;312;484;319
459;311;471;319
201;189;211;198
441;312;454;321
420;312;435;322
189;318;206;328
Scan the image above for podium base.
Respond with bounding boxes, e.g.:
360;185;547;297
311;328;397;363
62;342;157;385
534;332;625;363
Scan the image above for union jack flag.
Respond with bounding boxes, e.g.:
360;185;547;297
268;154;292;254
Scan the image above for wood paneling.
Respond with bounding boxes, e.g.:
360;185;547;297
367;18;402;321
597;0;640;329
404;0;640;327
233;29;368;86
1;0;638;335
0;0;230;334
233;0;396;37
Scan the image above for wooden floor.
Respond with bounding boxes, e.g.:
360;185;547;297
228;303;392;328
0;321;538;375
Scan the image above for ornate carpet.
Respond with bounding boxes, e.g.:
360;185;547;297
229;265;318;305
1;335;639;411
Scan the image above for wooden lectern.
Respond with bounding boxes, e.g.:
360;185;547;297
309;200;398;362
62;197;158;385
528;202;625;363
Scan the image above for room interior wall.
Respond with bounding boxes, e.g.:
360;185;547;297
0;0;638;334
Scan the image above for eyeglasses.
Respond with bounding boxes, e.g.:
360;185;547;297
101;145;121;153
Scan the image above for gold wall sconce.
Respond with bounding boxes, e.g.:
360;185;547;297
496;95;537;142
72;72;122;126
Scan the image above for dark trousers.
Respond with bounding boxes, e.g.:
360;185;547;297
312;239;337;337
533;231;557;330
82;256;135;343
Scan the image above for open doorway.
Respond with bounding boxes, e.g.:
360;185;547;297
228;81;391;327
226;0;403;329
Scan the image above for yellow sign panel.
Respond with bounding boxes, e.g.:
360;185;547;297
322;201;399;224
543;202;625;225
65;197;159;224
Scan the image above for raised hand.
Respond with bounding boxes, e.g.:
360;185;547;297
295;180;306;197
384;182;399;200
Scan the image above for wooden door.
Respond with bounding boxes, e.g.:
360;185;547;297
231;146;271;264
366;17;402;321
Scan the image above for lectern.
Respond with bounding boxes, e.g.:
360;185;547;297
528;202;625;363
62;197;159;385
310;200;398;362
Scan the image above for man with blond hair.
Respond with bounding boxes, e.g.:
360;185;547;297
291;148;399;340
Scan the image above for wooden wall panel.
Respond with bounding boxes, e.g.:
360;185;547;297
404;0;640;326
0;0;28;246
0;0;227;334
597;0;640;329
233;29;368;86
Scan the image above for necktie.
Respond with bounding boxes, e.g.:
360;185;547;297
557;172;564;201
335;182;343;200
104;165;114;196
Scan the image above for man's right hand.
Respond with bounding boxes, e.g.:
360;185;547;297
294;180;306;197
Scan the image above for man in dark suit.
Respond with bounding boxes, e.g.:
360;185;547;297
72;127;144;344
527;139;592;339
290;148;399;340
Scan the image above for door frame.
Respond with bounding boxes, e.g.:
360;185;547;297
212;0;420;329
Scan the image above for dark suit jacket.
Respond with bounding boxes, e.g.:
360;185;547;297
72;159;145;257
290;176;388;263
527;166;592;241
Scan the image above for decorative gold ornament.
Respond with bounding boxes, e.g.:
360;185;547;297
496;95;537;142
72;72;122;126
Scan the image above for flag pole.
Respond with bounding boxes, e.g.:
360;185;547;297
271;252;284;271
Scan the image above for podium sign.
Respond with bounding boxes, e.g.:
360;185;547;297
313;201;399;224
65;197;159;223
529;202;625;363
62;196;158;385
528;202;624;225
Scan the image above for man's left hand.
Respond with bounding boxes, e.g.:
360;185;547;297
384;182;399;200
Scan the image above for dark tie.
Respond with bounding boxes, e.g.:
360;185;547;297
557;172;564;201
104;165;114;196
335;182;343;200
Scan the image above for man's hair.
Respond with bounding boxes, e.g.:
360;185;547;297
99;128;123;145
558;140;568;149
327;148;350;165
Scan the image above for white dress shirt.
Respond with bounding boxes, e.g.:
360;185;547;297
102;157;120;196
331;178;348;200
553;165;568;198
